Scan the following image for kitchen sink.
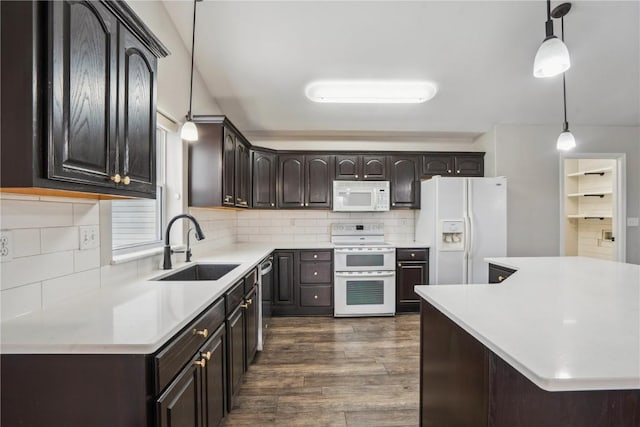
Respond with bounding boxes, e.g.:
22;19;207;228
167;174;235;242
155;263;240;281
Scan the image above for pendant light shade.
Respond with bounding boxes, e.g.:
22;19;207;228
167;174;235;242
181;120;198;141
533;36;571;78
557;130;576;150
182;0;200;141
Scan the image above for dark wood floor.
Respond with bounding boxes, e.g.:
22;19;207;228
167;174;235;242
223;314;420;426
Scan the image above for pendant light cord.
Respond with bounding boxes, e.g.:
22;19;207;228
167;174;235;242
561;17;569;131
187;0;197;120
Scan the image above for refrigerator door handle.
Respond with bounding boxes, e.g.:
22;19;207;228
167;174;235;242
463;214;470;284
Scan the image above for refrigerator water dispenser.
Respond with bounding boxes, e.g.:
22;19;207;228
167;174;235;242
440;220;465;251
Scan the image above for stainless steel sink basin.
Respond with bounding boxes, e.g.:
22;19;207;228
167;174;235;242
156;263;240;281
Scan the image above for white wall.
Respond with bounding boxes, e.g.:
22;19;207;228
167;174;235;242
474;127;497;177
493;124;640;264
125;0;221;121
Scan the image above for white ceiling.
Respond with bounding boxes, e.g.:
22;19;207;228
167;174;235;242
162;1;640;139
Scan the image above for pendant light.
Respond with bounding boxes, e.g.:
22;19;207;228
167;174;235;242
533;0;571;78
554;3;576;151
180;0;200;141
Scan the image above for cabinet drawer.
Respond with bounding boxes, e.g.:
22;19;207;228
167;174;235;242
397;248;428;261
243;268;258;294
300;285;332;307
154;298;225;394
488;264;517;284
300;262;332;283
226;279;245;315
300;250;332;261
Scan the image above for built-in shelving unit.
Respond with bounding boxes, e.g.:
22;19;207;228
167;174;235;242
564;159;616;261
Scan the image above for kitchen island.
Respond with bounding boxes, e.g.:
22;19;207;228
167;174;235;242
415;256;640;427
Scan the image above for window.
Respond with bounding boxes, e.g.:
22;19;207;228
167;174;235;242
111;128;167;254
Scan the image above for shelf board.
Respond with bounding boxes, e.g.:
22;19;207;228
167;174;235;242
567;214;612;219
566;167;613;177
566;190;612;198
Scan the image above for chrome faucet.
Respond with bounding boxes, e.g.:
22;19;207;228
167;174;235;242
163;214;205;269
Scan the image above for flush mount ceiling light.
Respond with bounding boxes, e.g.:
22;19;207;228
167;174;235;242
533;0;571;78
554;3;576;151
305;80;438;104
180;0;201;142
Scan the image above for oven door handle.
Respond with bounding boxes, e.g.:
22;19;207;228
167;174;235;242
335;272;396;278
334;248;395;254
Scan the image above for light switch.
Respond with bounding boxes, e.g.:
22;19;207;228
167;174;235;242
79;225;100;250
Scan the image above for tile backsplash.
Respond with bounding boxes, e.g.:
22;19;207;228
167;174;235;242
1;194;416;321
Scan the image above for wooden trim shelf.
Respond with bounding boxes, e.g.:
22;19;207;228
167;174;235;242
566;167;613;177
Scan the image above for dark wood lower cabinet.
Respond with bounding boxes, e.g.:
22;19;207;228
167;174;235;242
201;326;227;427
396;248;429;313
488;263;516;284
245;285;259;367
420;300;640;426
226;304;245;412
157;362;202;427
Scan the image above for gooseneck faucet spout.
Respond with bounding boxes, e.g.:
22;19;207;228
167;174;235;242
163;214;206;269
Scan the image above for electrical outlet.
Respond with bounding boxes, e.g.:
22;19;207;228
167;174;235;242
79;225;99;250
0;230;13;262
627;217;639;227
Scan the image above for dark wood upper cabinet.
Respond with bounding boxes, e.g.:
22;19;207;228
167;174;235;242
0;1;168;199
118;26;157;195
389;155;420;208
305;155;333;208
335;154;387;180
278;154;305;208
422;153;485;177
189;116;249;208
251;150;276;208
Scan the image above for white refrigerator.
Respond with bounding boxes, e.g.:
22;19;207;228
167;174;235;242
415;176;507;285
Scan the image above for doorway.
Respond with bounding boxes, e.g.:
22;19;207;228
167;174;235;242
560;155;626;262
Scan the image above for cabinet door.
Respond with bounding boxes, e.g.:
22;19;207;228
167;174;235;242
49;1;118;188
119;26;157;195
454;155;484;177
201;325;226;427
422;155;454;176
278;154;305;208
252;150;276;208
396;262;427;313
305;155;333;208
362;155;387;180
222;127;236;206
389;156;420;208
274;251;295;305
335;155;360;180
244;285;259;367
226;305;245;412
234;139;250;207
157;362;202;427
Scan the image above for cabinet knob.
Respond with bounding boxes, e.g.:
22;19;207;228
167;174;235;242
225;195;232;203
447;170;452;173
305;203;309;206
355;174;359;178
300;203;304;206
392;202;396;206
498;275;505;282
271;203;275;207
193;328;209;338
456;170;461;174
398;263;402;267
110;174;121;184
313;271;318;276
314;295;318;299
193;358;207;368
122;176;131;185
246;298;253;305
411;253;415;257
240;303;249;309
202;351;212;360
364;175;368;178
313;254;318;259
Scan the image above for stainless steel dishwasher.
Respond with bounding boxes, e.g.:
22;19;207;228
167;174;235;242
258;255;273;351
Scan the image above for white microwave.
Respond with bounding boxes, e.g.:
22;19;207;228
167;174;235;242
333;181;390;212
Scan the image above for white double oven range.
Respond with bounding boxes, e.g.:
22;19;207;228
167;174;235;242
331;223;396;317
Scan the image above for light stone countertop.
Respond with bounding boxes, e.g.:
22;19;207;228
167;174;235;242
414;256;640;392
0;241;425;354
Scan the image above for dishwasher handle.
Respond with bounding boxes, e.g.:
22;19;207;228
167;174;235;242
260;260;273;275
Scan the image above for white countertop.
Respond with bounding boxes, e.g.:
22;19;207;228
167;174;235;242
415;256;640;392
0;241;425;355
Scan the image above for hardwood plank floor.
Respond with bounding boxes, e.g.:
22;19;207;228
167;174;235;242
223;314;420;427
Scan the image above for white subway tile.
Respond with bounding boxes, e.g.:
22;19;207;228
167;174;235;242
138;255;162;277
0;200;73;229
12;229;41;257
1;251;74;290
42;269;100;307
41;227;79;253
73;202;100;225
74;247;100;272
0;282;42;320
